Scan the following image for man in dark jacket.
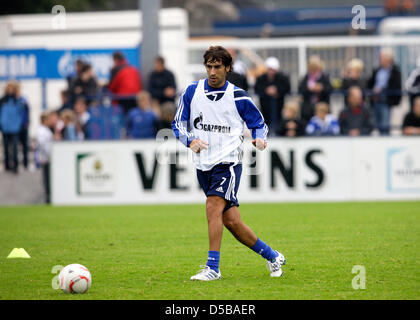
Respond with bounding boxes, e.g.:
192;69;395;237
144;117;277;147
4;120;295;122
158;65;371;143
69;64;98;105
402;96;420;135
226;48;248;91
226;71;248;92
367;48;402;135
298;55;332;124
339;86;375;136
255;57;291;135
148;56;177;104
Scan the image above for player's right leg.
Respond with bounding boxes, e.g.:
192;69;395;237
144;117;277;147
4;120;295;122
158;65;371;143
191;166;227;281
206;195;225;252
190;196;224;281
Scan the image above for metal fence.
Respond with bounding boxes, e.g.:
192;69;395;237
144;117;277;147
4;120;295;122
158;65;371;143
187;35;420;91
187;35;420;134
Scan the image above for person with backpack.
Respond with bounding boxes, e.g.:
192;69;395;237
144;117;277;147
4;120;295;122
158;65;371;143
0;81;27;174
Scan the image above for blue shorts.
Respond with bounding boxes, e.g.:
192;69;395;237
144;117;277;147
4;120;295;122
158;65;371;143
196;162;242;213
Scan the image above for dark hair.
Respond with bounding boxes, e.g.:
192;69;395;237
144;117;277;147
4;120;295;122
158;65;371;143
155;55;165;65
74;96;87;105
75;59;85;66
81;64;92;73
113;51;125;61
203;46;233;73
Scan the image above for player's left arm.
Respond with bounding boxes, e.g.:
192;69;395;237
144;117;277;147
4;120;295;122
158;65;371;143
234;88;268;151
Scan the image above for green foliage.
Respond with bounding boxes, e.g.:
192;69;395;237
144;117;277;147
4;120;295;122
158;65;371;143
0;201;419;299
0;0;117;15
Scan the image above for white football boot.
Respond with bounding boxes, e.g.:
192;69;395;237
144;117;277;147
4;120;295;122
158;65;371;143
267;251;286;277
190;265;221;281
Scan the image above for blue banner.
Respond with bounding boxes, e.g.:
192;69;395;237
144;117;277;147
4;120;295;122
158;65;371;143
0;49;45;80
0;47;140;80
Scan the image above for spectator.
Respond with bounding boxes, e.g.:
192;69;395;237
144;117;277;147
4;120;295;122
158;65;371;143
60;109;79;141
73;97;90;139
69;64;99;105
67;59;86;90
226;48;249;91
148;55;177;104
36;112;54;203
305;102;340;136
126;91;158;139
11;82;30;170
228;48;248;77
367;48;402;135
255;56;291;135
341;58;366;103
339;86;375;136
156;101;177;131
405;56;420;112
19;92;30;170
0;81;28;173
384;0;401;15
278;100;305;137
48;110;64;140
108;51;143;114
298;55;332;124
399;0;417;16
402;96;420;135
57;89;73;114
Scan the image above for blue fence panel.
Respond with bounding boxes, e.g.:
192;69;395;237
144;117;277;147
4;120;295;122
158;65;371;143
86;105;124;140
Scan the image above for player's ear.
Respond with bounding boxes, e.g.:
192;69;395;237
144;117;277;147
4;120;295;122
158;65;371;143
226;65;231;73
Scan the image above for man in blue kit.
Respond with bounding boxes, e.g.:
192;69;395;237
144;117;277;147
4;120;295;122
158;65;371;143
172;46;286;281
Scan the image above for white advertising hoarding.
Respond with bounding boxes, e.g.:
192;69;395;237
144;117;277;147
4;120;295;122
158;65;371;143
51;137;420;205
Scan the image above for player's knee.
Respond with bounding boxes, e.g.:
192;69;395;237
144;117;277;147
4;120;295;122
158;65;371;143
206;196;225;216
223;216;241;231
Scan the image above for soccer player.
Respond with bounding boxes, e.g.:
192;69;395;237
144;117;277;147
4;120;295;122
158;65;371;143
171;46;286;281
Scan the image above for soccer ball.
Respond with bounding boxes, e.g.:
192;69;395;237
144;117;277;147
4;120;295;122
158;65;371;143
58;264;92;294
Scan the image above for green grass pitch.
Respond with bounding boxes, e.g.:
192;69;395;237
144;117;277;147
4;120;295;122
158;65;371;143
0;201;419;300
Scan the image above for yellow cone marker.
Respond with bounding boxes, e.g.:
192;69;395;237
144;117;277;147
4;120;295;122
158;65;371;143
7;248;31;259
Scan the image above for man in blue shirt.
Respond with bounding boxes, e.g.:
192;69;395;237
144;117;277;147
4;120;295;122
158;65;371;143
172;46;286;281
126;91;158;139
305;102;340;136
0;81;28;174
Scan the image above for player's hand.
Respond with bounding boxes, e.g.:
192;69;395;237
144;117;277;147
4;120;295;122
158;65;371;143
252;138;267;151
189;139;209;153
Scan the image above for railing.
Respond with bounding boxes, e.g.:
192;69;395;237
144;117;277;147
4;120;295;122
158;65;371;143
38;88;417;136
187;35;420;92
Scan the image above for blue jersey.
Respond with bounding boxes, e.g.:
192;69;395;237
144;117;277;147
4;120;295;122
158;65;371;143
172;79;268;170
305;114;340;136
126;108;157;139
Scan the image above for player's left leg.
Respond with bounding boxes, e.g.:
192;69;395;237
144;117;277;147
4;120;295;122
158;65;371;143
223;206;286;277
222;206;257;247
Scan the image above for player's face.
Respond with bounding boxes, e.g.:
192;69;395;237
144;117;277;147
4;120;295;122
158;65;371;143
205;60;230;88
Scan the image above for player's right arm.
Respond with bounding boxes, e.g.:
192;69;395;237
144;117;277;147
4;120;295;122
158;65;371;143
171;82;208;153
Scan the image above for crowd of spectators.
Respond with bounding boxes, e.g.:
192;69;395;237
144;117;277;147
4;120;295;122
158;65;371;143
2;48;420;178
0;52;178;176
233;47;419;138
40;52;177;144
